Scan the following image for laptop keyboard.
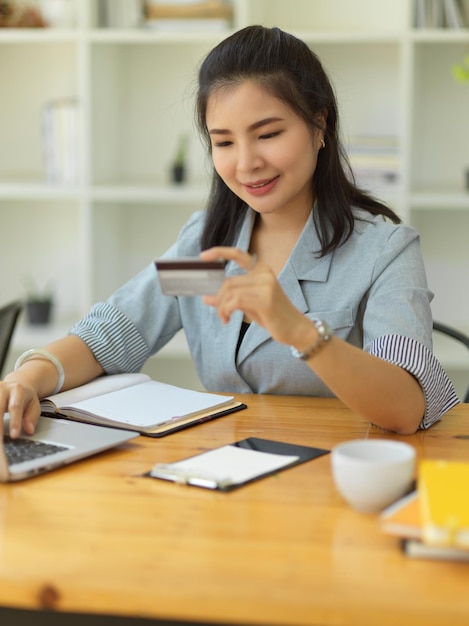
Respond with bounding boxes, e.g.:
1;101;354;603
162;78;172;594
3;435;68;465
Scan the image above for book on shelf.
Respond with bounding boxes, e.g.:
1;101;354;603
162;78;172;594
143;0;233;31
98;0;144;29
42;98;79;186
346;135;399;185
442;0;466;28
143;18;230;31
428;0;445;26
413;0;466;28
414;0;445;28
40;372;246;437
144;1;233;20
414;0;427;28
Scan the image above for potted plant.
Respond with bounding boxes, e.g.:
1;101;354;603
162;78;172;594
452;53;469;84
23;277;54;325
171;133;189;184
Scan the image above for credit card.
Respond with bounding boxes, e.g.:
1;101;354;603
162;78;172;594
155;258;226;296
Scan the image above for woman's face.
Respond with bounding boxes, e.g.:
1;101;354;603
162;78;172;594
206;80;323;220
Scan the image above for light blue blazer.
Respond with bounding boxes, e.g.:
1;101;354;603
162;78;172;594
70;210;458;428
71;208;457;425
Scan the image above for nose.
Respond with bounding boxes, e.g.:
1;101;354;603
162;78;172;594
236;142;263;174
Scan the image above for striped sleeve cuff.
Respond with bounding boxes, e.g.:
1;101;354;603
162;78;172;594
69;302;150;374
368;334;459;429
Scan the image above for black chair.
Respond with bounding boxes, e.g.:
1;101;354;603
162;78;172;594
0;300;23;378
433;321;469;403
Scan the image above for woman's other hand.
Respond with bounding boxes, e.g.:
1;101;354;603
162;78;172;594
200;246;311;347
0;377;41;439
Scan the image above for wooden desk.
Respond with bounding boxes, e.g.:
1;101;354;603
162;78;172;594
1;396;469;626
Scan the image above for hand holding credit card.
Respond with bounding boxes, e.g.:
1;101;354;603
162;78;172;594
155;258;226;296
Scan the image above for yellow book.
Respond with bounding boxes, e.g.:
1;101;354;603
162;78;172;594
419;460;469;549
380;490;422;539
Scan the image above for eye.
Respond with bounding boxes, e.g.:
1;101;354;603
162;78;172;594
213;140;232;148
260;131;281;140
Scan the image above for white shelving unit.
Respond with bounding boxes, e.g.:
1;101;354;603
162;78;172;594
2;0;469;393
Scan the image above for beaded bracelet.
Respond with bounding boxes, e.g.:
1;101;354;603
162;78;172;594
14;348;65;395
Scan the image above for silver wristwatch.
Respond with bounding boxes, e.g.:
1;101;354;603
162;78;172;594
290;319;333;361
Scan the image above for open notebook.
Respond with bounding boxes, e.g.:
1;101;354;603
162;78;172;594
38;373;246;436
0;415;137;482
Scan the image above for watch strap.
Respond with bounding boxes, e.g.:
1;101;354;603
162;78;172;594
290;319;333;361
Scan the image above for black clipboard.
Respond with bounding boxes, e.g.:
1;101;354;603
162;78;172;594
146;437;329;491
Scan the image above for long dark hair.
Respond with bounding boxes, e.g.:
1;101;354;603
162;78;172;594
197;25;400;256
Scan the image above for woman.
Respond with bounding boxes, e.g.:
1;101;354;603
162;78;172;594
1;26;458;437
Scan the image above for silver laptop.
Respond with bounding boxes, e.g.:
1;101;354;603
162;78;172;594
1;414;137;482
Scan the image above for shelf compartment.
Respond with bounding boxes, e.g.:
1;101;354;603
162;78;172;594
0;199;82;323
410;42;469;192
89;42;209;187
0;42;79;185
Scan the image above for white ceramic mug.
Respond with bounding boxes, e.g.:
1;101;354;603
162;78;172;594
331;439;416;513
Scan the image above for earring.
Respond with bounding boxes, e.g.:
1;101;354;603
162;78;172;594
321;138;326;149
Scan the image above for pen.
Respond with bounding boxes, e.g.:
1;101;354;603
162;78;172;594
150;463;231;489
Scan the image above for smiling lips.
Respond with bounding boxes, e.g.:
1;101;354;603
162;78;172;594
243;176;279;196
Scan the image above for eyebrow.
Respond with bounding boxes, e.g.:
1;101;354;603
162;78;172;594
208;117;284;135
